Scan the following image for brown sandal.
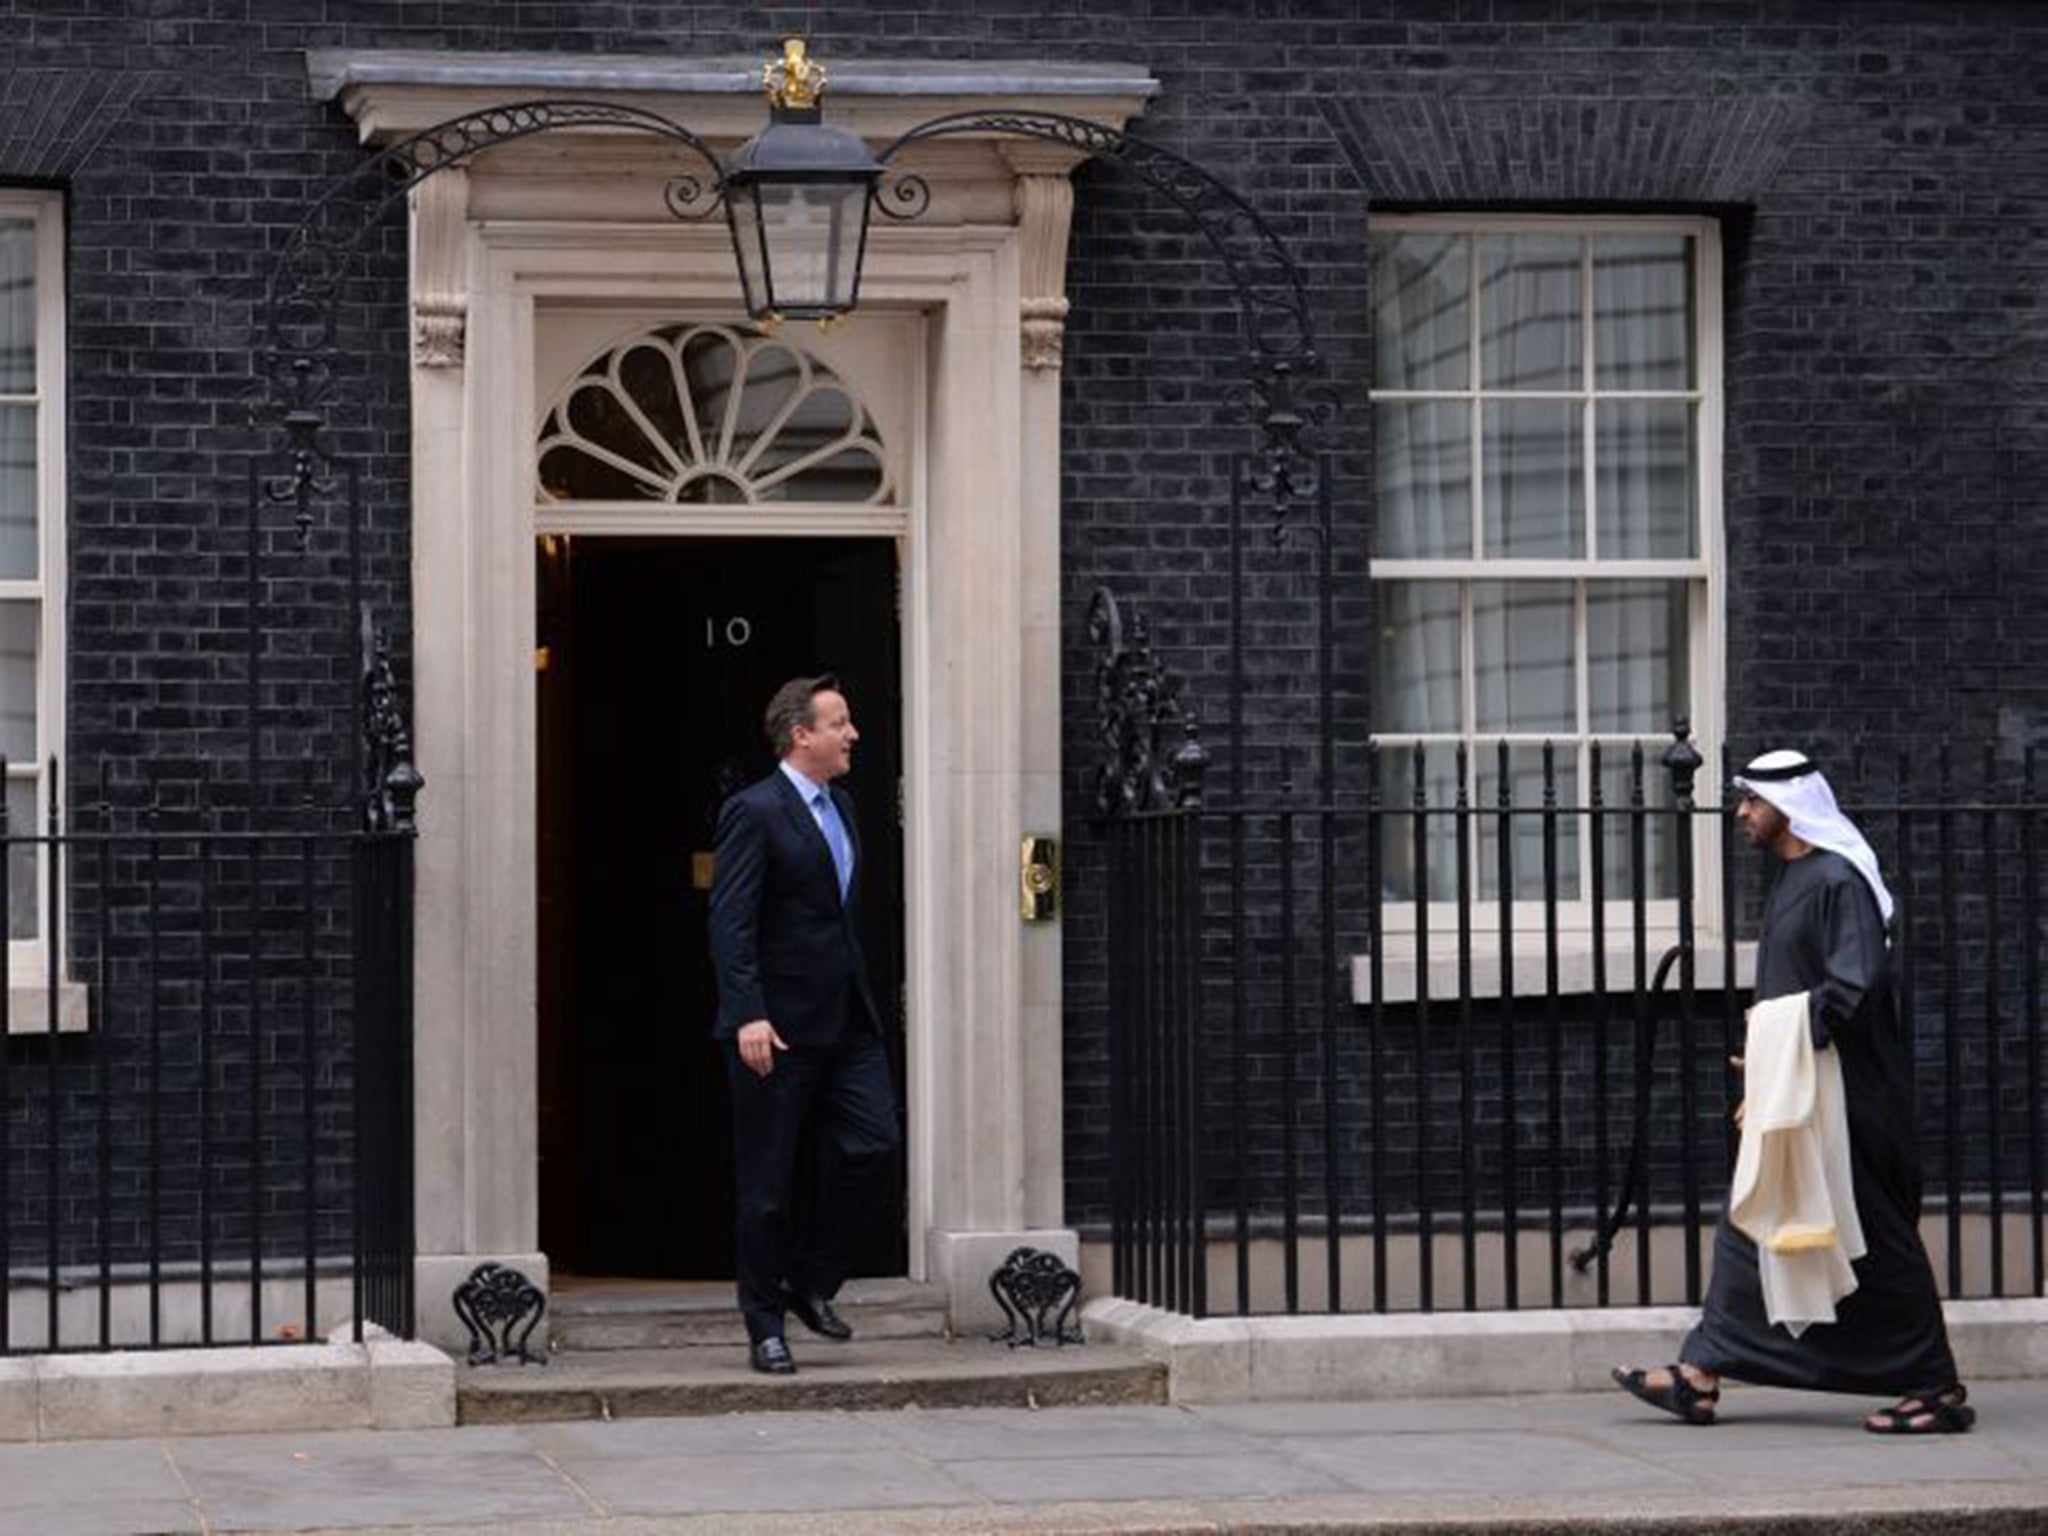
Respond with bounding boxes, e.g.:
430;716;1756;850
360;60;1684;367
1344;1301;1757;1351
1865;1383;1975;1434
1612;1364;1719;1426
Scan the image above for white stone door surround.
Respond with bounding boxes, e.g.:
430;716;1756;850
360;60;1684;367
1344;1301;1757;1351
313;50;1156;1340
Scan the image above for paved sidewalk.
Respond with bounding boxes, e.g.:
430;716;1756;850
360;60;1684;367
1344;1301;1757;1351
3;1379;2045;1535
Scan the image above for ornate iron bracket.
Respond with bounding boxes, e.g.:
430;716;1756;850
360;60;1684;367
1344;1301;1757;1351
451;1262;548;1366
360;608;425;834
261;358;340;548
1088;588;1209;821
251;101;730;839
873;110;1331;538
987;1246;1084;1347
257;99;724;427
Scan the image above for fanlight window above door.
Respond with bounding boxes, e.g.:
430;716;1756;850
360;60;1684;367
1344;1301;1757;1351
537;323;892;505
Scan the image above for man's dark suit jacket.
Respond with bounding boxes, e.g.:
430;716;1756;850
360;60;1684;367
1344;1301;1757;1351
708;768;880;1047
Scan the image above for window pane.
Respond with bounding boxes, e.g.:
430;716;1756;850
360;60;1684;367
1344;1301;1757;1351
1473;580;1574;733
1595;746;1678;902
1596;400;1695;558
728;344;804;462
1371;232;1468;391
1476;745;1580;902
1594;233;1693;391
6;774;32;939
0;219;32;394
1480;234;1580;391
0;599;33;761
1483;401;1582;556
1588;581;1691;733
0;403;33;578
1374;582;1462;734
1375;742;1460;903
1374;402;1470;557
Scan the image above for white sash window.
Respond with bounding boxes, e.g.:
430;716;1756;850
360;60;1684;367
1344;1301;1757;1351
0;192;61;964
1369;216;1723;931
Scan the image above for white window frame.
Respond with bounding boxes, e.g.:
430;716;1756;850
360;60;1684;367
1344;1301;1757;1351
1366;214;1726;981
530;314;912;539
1;190;66;997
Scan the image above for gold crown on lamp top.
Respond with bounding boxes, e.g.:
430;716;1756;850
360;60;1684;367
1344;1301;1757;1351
763;38;827;110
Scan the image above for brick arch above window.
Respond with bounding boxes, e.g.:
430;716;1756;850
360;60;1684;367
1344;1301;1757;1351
0;70;164;180
1318;94;1810;206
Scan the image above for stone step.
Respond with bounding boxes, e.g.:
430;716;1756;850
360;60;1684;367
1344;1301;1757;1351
547;1276;949;1352
457;1337;1167;1424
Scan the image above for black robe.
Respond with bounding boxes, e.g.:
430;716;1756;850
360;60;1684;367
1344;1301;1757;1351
1680;848;1958;1395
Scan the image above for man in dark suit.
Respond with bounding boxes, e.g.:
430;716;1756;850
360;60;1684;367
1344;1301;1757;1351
708;674;900;1375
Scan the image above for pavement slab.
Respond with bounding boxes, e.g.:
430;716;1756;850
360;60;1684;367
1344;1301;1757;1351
0;1440;203;1536
944;1446;1353;1503
518;1408;902;1459
555;1447;975;1515
0;1502;207;1536
1284;1426;1703;1497
0;1438;190;1507
869;1403;1255;1460
166;1437;596;1531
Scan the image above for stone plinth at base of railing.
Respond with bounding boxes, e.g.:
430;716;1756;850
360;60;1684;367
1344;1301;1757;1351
0;1334;455;1441
1081;1296;2048;1405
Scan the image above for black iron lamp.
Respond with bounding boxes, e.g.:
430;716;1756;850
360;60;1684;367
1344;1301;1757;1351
723;40;884;321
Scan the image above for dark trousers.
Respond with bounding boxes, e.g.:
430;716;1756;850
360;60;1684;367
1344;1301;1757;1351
725;1022;901;1343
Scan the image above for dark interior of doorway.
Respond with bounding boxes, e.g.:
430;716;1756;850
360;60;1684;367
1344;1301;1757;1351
537;535;906;1280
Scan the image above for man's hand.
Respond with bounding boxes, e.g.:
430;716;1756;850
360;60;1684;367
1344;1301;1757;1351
736;1020;788;1077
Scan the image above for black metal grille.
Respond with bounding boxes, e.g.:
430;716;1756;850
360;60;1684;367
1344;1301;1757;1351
1102;730;2048;1317
0;794;414;1352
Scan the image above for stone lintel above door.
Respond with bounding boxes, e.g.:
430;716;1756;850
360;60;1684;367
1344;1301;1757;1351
309;49;1156;149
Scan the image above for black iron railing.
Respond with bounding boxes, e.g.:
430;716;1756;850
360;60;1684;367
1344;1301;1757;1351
0;768;414;1354
1105;730;2047;1318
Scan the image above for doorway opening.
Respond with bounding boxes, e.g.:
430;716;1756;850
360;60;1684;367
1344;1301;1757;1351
536;535;906;1280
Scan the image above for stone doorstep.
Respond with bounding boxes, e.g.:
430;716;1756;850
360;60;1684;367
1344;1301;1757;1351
0;1338;457;1443
549;1275;950;1351
458;1337;1169;1424
1083;1295;2048;1404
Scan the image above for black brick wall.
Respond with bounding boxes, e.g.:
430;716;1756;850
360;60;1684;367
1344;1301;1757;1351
0;1;2042;1249
1055;1;2048;1229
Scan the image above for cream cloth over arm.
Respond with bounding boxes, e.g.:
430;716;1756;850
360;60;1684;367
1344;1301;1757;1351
1727;991;1865;1335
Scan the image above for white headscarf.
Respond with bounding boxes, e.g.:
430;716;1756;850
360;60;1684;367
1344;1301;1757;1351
1733;750;1894;925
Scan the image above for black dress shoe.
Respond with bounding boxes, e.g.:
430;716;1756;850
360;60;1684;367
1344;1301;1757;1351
749;1336;797;1375
784;1291;852;1341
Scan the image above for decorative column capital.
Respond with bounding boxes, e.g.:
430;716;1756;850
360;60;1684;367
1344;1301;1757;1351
410;168;470;370
413;295;466;368
1020;295;1071;370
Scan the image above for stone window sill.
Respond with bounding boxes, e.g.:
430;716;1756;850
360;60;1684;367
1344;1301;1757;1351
6;980;91;1035
1350;934;1756;1007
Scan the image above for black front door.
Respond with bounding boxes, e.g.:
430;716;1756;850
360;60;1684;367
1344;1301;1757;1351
537;535;905;1279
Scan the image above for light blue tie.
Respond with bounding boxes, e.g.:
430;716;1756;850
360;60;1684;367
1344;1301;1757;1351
813;790;853;899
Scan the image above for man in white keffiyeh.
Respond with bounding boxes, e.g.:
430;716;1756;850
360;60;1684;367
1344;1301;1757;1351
1614;750;1972;1435
1731;749;1894;925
